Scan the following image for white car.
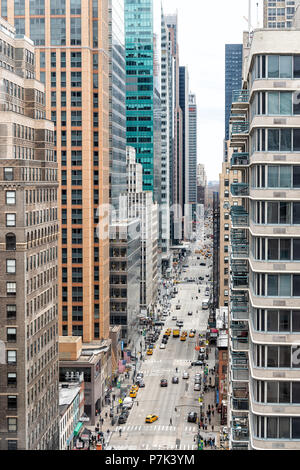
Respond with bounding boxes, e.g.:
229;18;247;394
160;344;166;349
182;371;189;379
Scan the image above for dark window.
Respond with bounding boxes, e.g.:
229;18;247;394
294;129;300;152
294;56;300;79
294;202;300;224
293;275;300;296
6;234;16;251
30;18;45;46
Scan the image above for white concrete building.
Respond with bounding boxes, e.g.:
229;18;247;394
59;375;84;450
228;25;300;450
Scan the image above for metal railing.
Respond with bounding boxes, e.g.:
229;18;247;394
231;122;249;135
231;152;249;167
232;90;249;103
231;183;249;196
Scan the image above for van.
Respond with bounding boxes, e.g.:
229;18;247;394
122;397;133;409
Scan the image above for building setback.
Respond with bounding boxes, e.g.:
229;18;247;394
0;17;59;450
5;0;111;344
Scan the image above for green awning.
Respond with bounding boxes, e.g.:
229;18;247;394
74;422;83;437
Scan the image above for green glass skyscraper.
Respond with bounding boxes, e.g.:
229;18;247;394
125;0;161;201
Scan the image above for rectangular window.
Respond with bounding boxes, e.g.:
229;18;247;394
6;260;16;274
293;129;300;152
50;0;66;15
281;128;292;151
70;0;81;15
30;0;44;15
6;305;16;319
4;168;13;181
268;129;280;151
6;214;16;228
268;55;279;78
30;18;45;46
7;328;17;342
7;417;17;433
293;275;300;296
70;17;81;45
6;191;16;205
293;202;300;224
51;18;66;46
7;350;17;365
268;275;278;296
14;0;25;15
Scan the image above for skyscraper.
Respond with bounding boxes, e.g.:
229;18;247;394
179;66;189;210
188;94;197;228
263;0;300;28
124;0;161;202
5;1;111;347
109;0;127;213
165;13;183;243
160;9;171;269
225;44;243;142
0;17;59;450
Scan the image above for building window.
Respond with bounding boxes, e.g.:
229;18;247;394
70;0;81;15
7;282;16;295
7;350;17;365
51;18;66;46
30;18;45;46
6;260;16;274
6;305;17;320
14;18;25;35
14;0;25;15
4;168;13;181
70;17;81;45
50;0;66;15
7;441;17;450
6;234;16;250
7;328;17;343
7;418;17;433
7;373;17;386
6;191;16;205
30;0;44;15
71;71;81;87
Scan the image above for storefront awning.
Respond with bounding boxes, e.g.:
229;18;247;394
74;422;83;437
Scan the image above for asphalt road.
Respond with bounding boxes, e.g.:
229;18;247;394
109;223;213;451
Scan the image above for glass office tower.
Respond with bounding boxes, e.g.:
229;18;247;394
225;44;243;141
124;0;158;198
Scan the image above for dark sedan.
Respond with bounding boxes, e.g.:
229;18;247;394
191;361;204;367
187;412;197;423
118;414;128;424
160;379;168;387
172;376;179;384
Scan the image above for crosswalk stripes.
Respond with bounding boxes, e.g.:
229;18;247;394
112;444;196;451
115;424;177;433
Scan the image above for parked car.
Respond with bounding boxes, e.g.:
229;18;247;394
182;371;189;379
160;343;166;349
194;383;201;391
172;376;179;384
118;414;128;424
176;304;181;310
172;316;177;321
188;311;193;316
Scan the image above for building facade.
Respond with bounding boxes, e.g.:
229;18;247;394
179;66;189;211
225;44;243;142
124;0;160;199
4;0;111;344
160;9;171;269
165;13;183;243
109;0;127;213
109;219;141;345
0;17;59;450
263;0;300;28
228;27;300;450
188;93;197;230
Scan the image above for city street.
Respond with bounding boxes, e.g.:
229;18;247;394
108;220;215;450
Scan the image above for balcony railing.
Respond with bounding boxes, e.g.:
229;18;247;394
231;152;249;167
232;90;249;103
231;307;249;321
231;244;249;258
232;427;249;442
232;398;249;411
231;122;249;135
232;337;249;351
232;368;249;381
231;260;248;274
231;183;249;197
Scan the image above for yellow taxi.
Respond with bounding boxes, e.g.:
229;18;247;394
165;329;171;336
131;385;139;392
180;335;187;341
182;331;188;337
147;349;153;355
129;390;137;398
145;414;159;424
189;331;195;338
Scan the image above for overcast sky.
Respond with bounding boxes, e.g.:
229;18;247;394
160;0;263;181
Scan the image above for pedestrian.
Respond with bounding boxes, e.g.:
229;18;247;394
212;425;214;432
209;417;211;425
105;412;108;419
170;418;172;426
107;429;110;435
119;429;122;437
204;439;207;447
212;409;214;416
101;418;104;426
